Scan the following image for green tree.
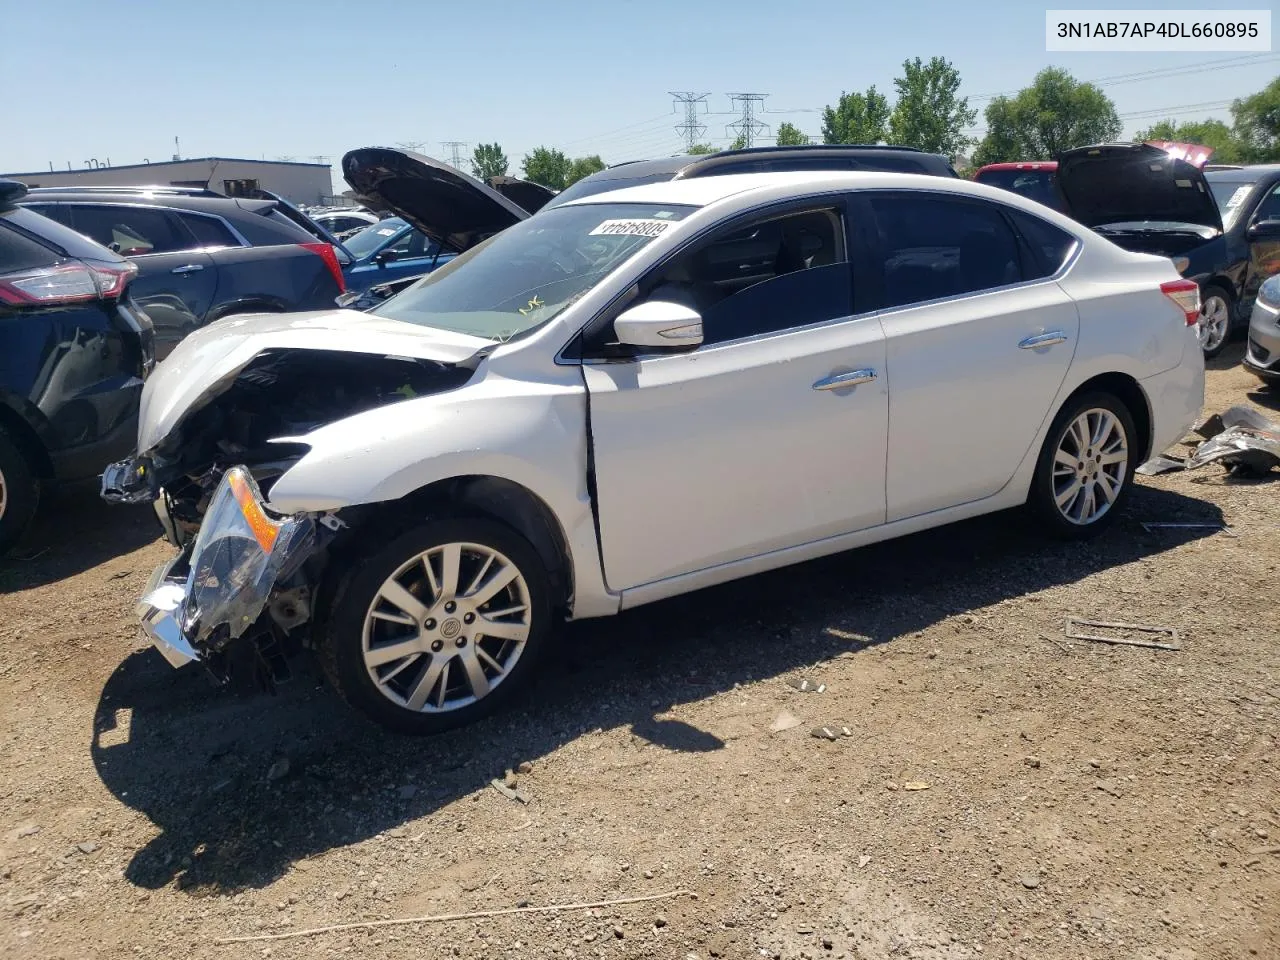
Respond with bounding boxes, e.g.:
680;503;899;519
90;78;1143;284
1231;76;1280;163
687;143;717;155
470;142;509;180
775;122;809;146
566;155;606;186
728;133;749;150
971;67;1121;167
521;147;573;190
887;57;977;159
1133;118;1241;163
821;86;890;144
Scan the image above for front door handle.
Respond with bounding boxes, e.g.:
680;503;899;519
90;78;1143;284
813;368;877;391
1019;331;1067;349
171;264;204;275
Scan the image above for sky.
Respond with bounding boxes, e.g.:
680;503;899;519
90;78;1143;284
2;0;1276;194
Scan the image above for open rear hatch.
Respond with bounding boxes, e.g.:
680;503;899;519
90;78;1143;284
1056;142;1223;234
342;147;537;253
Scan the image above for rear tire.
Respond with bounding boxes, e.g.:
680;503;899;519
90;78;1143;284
320;516;553;735
0;427;41;556
1027;392;1138;540
1197;285;1232;359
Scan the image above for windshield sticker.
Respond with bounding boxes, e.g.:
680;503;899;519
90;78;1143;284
376;228;397;236
589;218;674;238
1225;186;1250;209
1174;179;1193;188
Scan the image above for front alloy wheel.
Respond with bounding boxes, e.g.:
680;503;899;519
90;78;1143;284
363;542;532;713
322;517;552;734
1197;288;1231;358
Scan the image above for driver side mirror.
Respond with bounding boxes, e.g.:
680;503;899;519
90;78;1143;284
613;300;703;351
375;248;402;265
1247;219;1280;242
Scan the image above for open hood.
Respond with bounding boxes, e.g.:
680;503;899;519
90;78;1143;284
487;175;557;214
1056;142;1223;232
136;309;490;453
342;147;535;253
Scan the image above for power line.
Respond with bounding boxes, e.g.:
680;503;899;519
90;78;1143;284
670;92;710;150
441;141;469;168
726;93;770;148
396;141;427;153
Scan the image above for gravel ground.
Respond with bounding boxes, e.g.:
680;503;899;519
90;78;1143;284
1;346;1277;960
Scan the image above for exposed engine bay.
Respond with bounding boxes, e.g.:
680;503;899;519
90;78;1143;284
106;348;475;542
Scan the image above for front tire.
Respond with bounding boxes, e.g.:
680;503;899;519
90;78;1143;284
1028;392;1138;540
1197;285;1232;359
0;427;41;556
320;516;552;735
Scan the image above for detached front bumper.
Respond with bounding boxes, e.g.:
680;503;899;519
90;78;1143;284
131;466;318;672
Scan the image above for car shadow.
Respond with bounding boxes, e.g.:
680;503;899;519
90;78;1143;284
1246;385;1280;413
91;485;1223;894
1205;339;1246;372
0;483;159;592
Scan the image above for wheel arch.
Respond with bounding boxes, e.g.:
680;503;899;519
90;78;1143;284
0;401;54;479
1056;372;1153;461
326;474;576;615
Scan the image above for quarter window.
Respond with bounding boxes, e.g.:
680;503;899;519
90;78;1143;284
867;194;1024;309
638;208;850;345
1006;209;1077;279
179;213;238;248
68;205;188;256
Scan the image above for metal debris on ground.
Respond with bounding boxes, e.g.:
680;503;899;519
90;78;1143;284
490;779;529;804
902;781;930;791
787;677;826;693
1185;405;1280;477
1065;617;1181;651
1140;522;1235;537
1136;455;1185;476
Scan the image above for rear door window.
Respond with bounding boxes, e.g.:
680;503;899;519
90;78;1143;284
68;205;190;256
867;193;1025;309
0;217;60;271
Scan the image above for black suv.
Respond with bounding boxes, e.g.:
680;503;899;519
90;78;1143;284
16;185;346;359
542;144;960;208
0;181;155;551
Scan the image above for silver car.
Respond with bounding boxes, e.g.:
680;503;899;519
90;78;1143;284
1245;274;1280;385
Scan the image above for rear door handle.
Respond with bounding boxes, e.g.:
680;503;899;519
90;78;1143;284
1019;331;1067;349
813;368;877;391
171;264;204;275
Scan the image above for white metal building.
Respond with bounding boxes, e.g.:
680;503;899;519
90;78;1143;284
0;158;334;206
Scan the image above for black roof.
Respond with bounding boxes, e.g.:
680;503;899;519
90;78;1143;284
16;188;278;216
585;144;946;183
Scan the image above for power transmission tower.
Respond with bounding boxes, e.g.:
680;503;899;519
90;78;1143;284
725;93;770;148
442;141;469;168
670;91;710;150
309;155;329;164
396;141;427;153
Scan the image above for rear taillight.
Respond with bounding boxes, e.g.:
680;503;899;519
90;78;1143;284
301;241;346;294
0;260;136;306
1160;278;1201;326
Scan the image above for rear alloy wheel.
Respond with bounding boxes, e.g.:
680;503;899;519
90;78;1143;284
321;517;552;734
1197;286;1232;359
1028;392;1138;539
0;426;41;556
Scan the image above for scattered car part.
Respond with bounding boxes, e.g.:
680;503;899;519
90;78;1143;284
1065;617;1181;651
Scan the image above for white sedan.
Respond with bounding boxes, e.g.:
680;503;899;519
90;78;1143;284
106;170;1205;734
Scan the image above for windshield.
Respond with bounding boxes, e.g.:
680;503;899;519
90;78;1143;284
343;217;408;259
372;202;696;341
1206;177;1257;229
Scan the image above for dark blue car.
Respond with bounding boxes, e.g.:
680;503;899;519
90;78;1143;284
337;216;458;295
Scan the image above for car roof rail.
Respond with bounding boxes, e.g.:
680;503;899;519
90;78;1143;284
24;184;226;198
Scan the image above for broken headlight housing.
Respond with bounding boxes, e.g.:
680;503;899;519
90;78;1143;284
180;466;316;650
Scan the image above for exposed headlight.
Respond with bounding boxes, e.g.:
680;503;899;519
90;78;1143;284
1259;275;1280;310
1172;256;1191;274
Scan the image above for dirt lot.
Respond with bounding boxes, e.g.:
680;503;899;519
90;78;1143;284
1;346;1278;960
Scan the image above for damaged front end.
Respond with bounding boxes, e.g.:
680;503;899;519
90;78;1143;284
135;466;322;687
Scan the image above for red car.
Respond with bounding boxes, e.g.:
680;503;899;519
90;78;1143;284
971;161;1062;210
